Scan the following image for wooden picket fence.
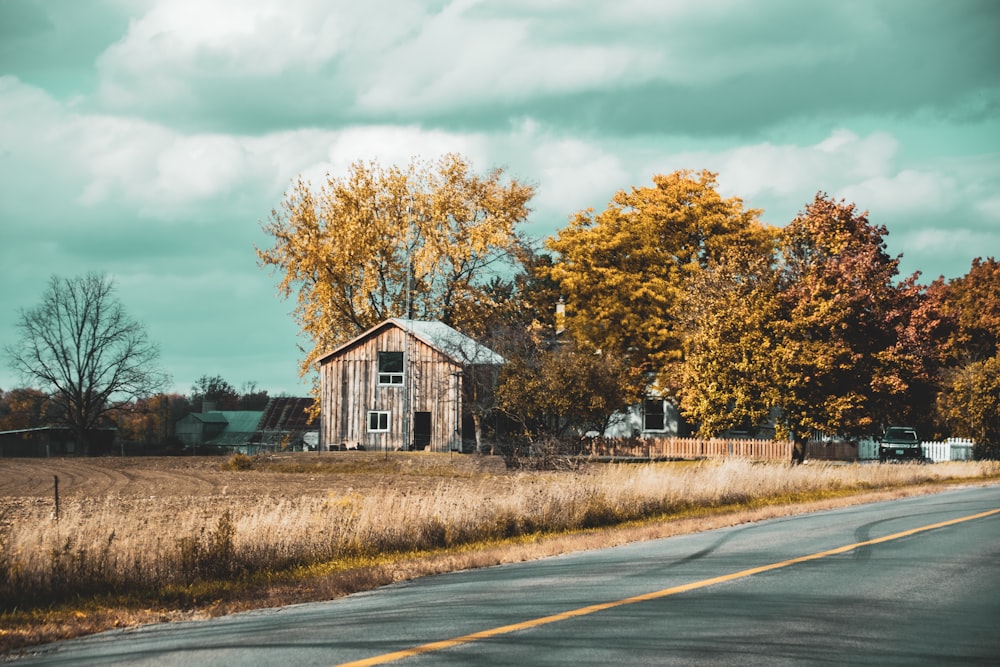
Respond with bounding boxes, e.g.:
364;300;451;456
582;436;794;462
582;436;976;463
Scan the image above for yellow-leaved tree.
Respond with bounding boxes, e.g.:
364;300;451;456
679;231;782;438
257;153;535;384
545;170;769;395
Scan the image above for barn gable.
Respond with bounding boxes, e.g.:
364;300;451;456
317;319;502;452
317;318;504;367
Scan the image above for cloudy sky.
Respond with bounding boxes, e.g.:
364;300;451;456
1;0;998;397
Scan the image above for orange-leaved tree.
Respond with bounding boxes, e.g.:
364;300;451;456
0;387;54;431
931;257;1000;456
931;257;1000;365
772;194;921;461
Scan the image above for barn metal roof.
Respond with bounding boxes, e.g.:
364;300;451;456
390;318;505;365
318;318;505;366
257;397;314;432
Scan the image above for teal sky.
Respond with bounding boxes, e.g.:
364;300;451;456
1;0;998;396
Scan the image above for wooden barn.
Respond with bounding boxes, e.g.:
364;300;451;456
318;318;504;452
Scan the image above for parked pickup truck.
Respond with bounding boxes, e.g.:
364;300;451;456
878;426;925;463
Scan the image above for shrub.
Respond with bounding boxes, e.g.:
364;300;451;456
224;453;259;471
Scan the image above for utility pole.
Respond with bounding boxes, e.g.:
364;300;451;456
402;196;414;453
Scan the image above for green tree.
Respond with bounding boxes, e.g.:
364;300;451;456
455;247;563;346
185;376;273;412
545;170;768;394
497;342;644;439
237;381;270;410
771;195;917;461
190;375;240;411
450;253;564;453
4;273;168;454
258;153;535;383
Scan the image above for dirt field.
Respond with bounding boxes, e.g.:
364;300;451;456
0;451;510;518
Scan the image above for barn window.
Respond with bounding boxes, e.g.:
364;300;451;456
643;398;666;431
378;351;404;385
368;411;390;432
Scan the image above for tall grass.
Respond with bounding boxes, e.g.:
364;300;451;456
1;459;996;610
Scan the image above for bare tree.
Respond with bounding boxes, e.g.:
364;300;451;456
5;273;168;454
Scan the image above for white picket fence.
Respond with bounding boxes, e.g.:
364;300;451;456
857;437;975;462
922;438;975;462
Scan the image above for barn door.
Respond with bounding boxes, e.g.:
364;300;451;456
412;412;431;450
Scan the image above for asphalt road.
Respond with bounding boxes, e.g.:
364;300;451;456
10;486;1000;666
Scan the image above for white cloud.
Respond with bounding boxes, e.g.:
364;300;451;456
903;227;980;255
327;126;488;177
99;0;347;76
71;117;277;217
0;77;92;216
717;130;899;201
6;70;994;262
93;0;704;118
86;0;973;136
0;78;334;219
264;118;631;233
893;223;1000;280
95;0;428;113
975;195;1000;221
619;128;909;225
152;136;249;203
0;75;60;120
839;170;957;217
4;0;997;398
356;7;648;112
529;136;628;221
73;116;171;207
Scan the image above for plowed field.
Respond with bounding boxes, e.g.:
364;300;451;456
0;452;509;520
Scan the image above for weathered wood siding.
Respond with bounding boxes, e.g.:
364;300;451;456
320;325;463;452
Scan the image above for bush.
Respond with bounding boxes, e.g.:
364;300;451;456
223;453;259;470
177;510;238;582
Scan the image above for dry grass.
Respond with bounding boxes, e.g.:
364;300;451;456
2;454;998;655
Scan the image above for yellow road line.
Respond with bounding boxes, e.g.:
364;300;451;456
336;507;1000;667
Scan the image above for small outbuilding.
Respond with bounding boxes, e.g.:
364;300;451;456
173;396;317;453
317;318;504;452
175;410;265;450
0;426;116;457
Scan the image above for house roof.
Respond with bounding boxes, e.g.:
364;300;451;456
257;397;315;432
220;411;265;433
201;411;265;445
0;426;117;436
186;412;229;424
318;318;505;366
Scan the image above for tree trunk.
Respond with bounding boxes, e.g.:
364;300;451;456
791;435;808;465
73;426;88;457
473;413;483;454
